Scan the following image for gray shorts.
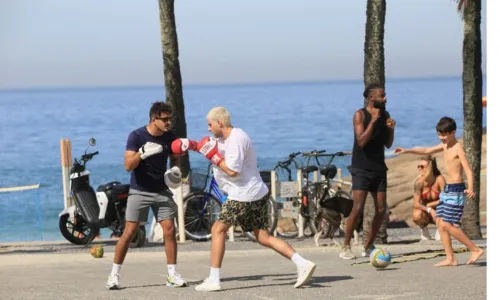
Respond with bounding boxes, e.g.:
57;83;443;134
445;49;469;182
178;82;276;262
126;188;177;222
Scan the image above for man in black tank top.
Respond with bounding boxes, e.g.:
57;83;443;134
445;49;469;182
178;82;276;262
339;83;396;260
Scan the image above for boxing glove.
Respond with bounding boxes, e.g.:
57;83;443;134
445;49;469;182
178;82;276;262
197;136;224;166
171;138;198;155
164;166;182;189
139;142;164;160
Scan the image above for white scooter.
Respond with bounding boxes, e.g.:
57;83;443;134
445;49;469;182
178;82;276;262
58;138;147;248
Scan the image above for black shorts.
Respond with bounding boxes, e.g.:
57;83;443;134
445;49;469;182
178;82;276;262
351;167;387;193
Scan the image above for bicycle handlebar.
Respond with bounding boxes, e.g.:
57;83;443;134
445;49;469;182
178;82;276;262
301;149;326;156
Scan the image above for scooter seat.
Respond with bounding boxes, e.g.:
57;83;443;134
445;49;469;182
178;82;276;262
112;184;130;195
97;181;121;192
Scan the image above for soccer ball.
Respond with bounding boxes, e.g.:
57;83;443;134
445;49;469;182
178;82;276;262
369;247;391;269
90;244;104;258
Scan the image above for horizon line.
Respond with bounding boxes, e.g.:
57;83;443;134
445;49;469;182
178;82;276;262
0;74;485;94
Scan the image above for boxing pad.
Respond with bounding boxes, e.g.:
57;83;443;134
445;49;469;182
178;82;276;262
139;142;164;160
171;138;198;155
164;166;182;189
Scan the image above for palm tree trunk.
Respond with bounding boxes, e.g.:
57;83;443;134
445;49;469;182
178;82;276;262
362;0;388;245
460;0;483;239
158;0;191;177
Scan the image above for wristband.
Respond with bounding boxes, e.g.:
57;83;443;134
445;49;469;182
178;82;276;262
427;207;432;213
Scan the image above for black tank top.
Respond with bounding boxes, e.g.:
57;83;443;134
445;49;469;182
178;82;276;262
351;107;388;171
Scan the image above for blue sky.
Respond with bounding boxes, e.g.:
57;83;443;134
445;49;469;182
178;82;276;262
1;0;487;89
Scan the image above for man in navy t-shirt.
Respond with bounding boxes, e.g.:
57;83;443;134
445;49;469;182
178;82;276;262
106;101;187;289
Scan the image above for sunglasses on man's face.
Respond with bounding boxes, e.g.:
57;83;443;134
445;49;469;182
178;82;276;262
156;116;171;123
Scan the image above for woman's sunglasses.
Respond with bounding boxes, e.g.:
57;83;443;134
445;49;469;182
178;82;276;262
417;165;425;170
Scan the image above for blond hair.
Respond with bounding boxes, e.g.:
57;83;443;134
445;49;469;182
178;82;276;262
207;106;232;127
420;155;441;182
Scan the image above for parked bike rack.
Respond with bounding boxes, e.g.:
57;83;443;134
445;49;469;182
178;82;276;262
269;169;306;238
268;166;352;239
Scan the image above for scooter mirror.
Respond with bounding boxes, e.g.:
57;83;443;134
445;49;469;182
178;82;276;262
89;138;96;147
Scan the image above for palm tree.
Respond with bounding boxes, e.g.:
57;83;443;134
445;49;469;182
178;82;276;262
455;0;483;239
158;0;191;176
362;0;388;244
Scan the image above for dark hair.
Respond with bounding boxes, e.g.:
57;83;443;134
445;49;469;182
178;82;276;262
420;155;441;177
436;116;457;134
149;101;173;122
363;83;384;98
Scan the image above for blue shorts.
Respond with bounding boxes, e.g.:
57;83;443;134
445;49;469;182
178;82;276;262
436;183;466;225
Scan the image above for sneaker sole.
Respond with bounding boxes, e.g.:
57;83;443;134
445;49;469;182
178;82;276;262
166;282;188;288
294;263;316;288
106;284;119;290
339;254;356;260
195;287;222;292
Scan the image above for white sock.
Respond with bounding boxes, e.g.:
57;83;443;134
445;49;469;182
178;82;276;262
111;263;121;276
291;253;307;267
167;264;176;276
209;267;220;283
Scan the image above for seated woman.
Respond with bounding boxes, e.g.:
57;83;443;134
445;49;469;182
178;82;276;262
413;155;445;240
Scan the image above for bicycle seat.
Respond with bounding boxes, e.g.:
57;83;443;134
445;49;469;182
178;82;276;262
320;165;337;179
301;166;318;174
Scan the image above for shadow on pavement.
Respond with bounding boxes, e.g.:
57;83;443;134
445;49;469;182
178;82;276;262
472;261;487;267
222;273;295;282
0;249;58;255
220;274;353;290
120;283;166;290
387;239;421;245
375;267;400;271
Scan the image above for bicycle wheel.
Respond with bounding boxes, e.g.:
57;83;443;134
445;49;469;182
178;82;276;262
244;197;279;242
181;192;222;241
276;217;315;239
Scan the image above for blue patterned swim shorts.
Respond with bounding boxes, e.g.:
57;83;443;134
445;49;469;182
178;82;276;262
436;183;466;225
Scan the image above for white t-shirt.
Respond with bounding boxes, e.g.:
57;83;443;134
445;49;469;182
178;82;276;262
212;128;269;202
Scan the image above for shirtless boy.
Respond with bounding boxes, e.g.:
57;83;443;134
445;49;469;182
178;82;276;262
393;116;484;266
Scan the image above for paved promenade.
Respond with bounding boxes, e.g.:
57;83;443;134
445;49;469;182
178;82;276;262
0;228;487;300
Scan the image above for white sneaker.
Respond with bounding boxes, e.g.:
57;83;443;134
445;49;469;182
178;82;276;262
195;278;222;292
166;272;188;288
295;261;316;288
361;244;376;257
106;274;120;290
339;246;356;260
435;229;441;241
420;227;432;240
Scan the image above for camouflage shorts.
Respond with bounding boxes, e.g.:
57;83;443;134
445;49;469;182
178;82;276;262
218;193;269;232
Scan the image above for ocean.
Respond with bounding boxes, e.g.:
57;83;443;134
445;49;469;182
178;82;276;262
0;77;487;243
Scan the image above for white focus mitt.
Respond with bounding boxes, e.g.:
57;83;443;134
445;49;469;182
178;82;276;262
139;142;164;160
164;166;182;189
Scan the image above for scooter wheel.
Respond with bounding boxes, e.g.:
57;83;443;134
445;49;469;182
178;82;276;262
130;225;146;248
59;213;97;245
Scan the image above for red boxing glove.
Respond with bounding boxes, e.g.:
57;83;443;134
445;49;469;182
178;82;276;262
197;136;224;166
171;138;198;155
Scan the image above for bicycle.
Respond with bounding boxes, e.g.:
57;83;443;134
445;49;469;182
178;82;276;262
270;150;325;238
299;151;353;240
181;163;278;242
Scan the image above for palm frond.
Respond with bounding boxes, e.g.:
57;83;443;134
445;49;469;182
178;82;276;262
454;0;469;20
